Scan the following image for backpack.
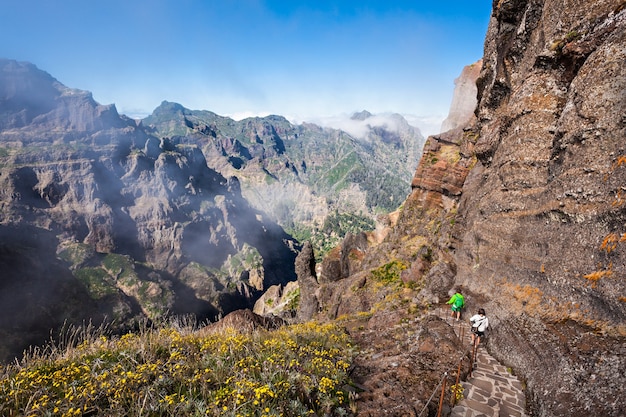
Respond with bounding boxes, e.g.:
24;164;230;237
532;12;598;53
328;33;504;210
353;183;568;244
472;316;488;332
453;293;464;308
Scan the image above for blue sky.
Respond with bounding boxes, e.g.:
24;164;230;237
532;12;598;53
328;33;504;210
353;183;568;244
2;0;492;136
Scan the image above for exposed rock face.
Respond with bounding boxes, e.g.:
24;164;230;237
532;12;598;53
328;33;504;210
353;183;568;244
440;60;482;133
252;281;299;318
199;309;286;335
410;127;475;210
318;232;369;284
294;241;319;321
0;59;298;362
452;2;626;415
306;2;626;416
418;1;626;415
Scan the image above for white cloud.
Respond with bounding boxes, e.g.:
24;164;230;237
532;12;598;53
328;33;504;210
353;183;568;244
227;110;272;121
299;111;445;139
402;114;446;138
298;113;383;139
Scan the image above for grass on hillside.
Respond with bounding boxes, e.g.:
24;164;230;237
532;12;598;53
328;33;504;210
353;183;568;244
0;320;356;417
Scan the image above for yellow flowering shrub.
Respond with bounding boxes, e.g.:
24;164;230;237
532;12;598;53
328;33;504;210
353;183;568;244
0;321;356;416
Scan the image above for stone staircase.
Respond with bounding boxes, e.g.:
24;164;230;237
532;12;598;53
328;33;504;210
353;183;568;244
438;309;528;417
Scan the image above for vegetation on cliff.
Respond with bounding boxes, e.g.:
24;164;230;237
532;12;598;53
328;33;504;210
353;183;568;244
290;211;376;262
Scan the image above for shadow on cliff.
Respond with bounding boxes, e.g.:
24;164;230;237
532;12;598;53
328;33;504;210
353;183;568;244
0;225;107;363
0;224;238;363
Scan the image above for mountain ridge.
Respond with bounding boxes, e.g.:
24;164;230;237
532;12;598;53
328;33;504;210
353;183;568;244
0;59;301;361
142;99;425;258
0;58;424;363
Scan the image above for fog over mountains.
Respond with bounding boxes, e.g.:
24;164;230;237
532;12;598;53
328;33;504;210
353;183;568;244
142;101;425;248
0;58;425;361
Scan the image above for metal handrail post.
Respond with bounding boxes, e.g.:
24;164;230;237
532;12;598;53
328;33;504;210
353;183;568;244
436;372;448;417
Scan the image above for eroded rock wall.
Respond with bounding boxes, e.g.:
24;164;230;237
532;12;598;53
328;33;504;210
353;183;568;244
313;1;626;415
451;1;626;415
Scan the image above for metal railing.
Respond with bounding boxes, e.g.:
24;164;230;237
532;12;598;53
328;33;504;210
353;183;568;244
417;371;447;417
416;306;480;417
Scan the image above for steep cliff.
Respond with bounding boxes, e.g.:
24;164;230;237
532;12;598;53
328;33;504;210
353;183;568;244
425;1;625;414
453;1;626;415
0;59;298;362
303;1;626;416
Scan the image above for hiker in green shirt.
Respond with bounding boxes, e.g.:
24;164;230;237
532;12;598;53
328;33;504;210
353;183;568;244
447;291;464;321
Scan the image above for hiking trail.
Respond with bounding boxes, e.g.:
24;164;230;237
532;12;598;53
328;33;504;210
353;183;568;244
437;308;528;417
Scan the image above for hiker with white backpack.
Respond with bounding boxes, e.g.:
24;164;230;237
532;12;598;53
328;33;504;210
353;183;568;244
469;308;489;346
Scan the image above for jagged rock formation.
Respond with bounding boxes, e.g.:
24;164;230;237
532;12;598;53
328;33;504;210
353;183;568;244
440;60;482;133
301;1;626;416
452;2;626;415
294;241;319;321
0;58;424;363
252;280;300;318
0;59;298;362
143;102;425;257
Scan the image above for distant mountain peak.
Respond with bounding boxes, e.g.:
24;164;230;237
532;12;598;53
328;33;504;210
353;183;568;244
0;59;124;132
153;100;186;114
350;110;373;121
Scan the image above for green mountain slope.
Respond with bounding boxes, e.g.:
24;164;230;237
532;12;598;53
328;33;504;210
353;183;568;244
143;102;425;257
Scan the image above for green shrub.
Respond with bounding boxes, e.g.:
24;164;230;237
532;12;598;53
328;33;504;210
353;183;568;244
74;268;117;299
371;260;409;285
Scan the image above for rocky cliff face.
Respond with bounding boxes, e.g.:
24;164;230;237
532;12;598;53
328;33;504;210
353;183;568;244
301;1;626;416
440;60;482;133
453;1;626;415
0;59;298;362
143;102;425;258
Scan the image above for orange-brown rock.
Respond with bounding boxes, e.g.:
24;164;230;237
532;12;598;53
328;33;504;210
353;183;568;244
410;128;475;210
451;3;626;415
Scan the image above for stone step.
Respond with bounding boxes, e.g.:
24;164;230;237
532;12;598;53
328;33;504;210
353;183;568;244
436;308;528;417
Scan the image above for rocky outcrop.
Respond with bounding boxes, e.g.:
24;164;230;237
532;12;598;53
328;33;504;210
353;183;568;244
353;0;626;413
440;60;482;133
252;280;300;318
199;309;286;334
0;59;299;362
318;232;369;284
295;241;319;321
452;2;626;415
410;127;476;210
